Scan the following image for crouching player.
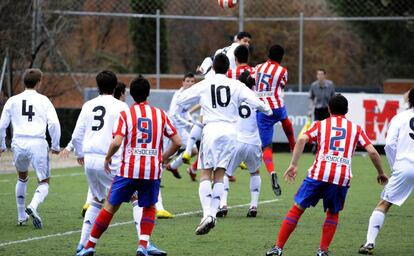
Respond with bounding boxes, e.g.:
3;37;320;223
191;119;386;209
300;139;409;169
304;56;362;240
77;76;181;256
266;94;388;256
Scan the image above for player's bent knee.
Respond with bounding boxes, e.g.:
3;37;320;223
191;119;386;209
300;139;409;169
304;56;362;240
375;200;392;213
104;201;120;214
17;171;28;180
39;177;50;184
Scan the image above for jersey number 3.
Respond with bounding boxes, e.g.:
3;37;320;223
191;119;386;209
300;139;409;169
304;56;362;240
22;100;35;122
330;127;346;152
92;106;106;131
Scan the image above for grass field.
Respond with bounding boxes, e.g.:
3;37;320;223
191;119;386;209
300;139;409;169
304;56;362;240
0;153;413;256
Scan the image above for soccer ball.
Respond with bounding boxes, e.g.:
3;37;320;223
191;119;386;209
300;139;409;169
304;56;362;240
217;0;238;9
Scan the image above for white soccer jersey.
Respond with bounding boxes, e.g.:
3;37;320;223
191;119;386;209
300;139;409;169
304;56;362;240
168;88;193;130
0;89;61;151
200;42;240;79
71;95;128;159
384;108;414;168
176;74;272;125
237;102;261;146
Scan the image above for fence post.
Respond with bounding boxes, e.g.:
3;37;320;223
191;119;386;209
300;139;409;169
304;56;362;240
238;0;244;32
298;12;304;92
156;9;160;90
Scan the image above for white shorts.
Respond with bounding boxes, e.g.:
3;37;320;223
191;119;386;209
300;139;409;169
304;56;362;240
198;122;236;170
381;163;414;206
84;154;116;202
12;139;50;181
226;142;262;176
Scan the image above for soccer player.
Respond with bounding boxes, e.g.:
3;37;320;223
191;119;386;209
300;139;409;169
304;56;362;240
78;75;181;256
165;72;198;180
219;71;263;218
265;94;389;256
358;88;414;255
0;68;61;229
226;45;254;79
255;44;296;197
176;54;272;235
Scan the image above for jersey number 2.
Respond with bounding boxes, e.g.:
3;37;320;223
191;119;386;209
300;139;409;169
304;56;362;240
409;117;414;140
329;127;346;152
22;100;35;121
137;118;152;144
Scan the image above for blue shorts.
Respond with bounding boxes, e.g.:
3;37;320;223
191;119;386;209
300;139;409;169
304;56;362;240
256;106;288;147
107;176;160;207
294;177;349;214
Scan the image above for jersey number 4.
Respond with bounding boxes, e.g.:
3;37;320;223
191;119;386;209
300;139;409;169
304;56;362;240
211;84;230;108
22;100;35;122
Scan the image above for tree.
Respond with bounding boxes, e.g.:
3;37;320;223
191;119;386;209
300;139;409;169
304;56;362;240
129;0;168;73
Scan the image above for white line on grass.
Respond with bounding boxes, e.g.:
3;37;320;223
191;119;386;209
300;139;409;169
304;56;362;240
0;172;84;183
0;199;280;247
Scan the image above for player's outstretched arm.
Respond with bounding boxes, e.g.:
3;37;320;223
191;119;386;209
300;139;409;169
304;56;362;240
239;84;272;115
284;134;309;183
364;144;388;185
176;81;202;110
162;134;181;164
104;135;123;174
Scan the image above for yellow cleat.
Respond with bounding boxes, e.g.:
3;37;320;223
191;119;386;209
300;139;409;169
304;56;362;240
156;209;174;219
239;162;248;170
81;203;90;218
182;152;191;164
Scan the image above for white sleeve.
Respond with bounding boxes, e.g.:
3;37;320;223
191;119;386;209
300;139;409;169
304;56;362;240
384;116;399;168
65;139;74;152
239;84;272;116
172;108;193;129
46;101;61;151
0;100;12;151
176;82;202;110
200;57;213;75
71;106;87;157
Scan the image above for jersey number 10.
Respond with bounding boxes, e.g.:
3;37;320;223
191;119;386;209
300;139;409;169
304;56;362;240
211;84;230;108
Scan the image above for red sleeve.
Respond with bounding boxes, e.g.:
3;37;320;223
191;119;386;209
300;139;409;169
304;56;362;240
113;111;127;137
357;126;372;148
304;121;319;143
163;111;177;138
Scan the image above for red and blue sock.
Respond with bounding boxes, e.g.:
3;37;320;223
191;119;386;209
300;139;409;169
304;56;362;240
276;205;304;248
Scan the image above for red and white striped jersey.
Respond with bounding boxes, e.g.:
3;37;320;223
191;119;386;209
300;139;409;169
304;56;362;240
304;115;372;187
113;102;177;180
226;64;254;79
254;60;288;109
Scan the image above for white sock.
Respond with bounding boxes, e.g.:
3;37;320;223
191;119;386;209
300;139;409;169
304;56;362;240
132;200;143;240
155;191;164;211
170;154;184;169
29;182;49;211
220;176;229;208
366;210;385;245
210;182;224;218
249;174;261;208
16;178;28;220
79;201;102;246
185;122;203;155
199;180;212;218
86;188;93;205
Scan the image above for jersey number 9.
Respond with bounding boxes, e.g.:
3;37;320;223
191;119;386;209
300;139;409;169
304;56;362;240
137;118;152;144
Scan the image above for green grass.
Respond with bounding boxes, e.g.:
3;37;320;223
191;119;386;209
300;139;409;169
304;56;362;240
0;153;413;256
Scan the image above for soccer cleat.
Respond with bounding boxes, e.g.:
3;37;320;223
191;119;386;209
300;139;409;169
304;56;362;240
271;172;282;197
76;247;96;256
239;162;248;170
136;246;149;256
358;243;375;255
81;203;90;218
246;206;257;217
187;166;197;181
195;215;216;235
165;164;182;179
228;175;236;182
216;205;228;218
266;246;283;256
25;205;43;229
316;248;330;256
181;152;191;164
156;209;174;219
76;244;84;254
147;243;167;256
17;214;29;226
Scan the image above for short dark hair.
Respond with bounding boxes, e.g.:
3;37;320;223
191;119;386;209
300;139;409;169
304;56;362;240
236;31;252;40
317;68;326;74
213;53;230;74
409;87;414;109
238;71;255;89
234;45;249;64
329;94;348;115
23;68;42;88
268;44;284;63
114;81;126;100
183;72;195;80
130;75;150;103
96;70;117;95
